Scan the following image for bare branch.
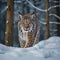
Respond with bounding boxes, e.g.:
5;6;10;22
26;0;60;12
40;14;60;25
49;14;60;19
1;6;8;14
49;22;60;24
48;5;60;11
26;0;47;12
40;21;60;25
14;1;21;3
53;1;60;3
1;0;60;14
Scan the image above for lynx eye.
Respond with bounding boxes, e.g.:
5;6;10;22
31;30;32;32
21;30;22;32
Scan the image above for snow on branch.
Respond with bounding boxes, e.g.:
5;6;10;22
48;5;60;11
49;14;60;20
49;1;60;3
52;1;60;3
39;14;60;25
26;0;47;12
14;1;21;3
26;0;60;12
40;21;46;25
40;21;60;25
1;6;8;14
49;22;60;24
50;29;58;32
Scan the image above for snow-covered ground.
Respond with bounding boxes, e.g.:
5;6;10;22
0;36;60;60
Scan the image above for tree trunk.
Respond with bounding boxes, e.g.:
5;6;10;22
45;0;50;39
54;0;60;36
5;0;14;46
0;1;2;43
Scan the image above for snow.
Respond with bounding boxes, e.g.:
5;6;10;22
0;36;60;60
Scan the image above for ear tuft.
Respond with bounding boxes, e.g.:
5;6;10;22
18;12;22;15
18;12;23;20
31;12;35;15
18;15;23;21
19;15;22;19
31;12;35;19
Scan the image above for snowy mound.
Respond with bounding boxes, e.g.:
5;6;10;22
0;36;60;60
34;36;60;48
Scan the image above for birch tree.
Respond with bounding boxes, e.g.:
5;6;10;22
54;0;60;36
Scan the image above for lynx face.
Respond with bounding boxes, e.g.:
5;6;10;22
18;14;35;32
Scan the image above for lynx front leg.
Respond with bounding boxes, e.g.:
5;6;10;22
19;39;26;48
25;32;34;48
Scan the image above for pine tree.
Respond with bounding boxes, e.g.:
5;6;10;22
45;0;50;39
54;0;60;36
0;0;2;43
5;0;14;46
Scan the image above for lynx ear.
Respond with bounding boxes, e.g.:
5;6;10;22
18;12;23;20
31;12;35;19
19;14;23;20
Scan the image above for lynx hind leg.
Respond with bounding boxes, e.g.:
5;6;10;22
25;33;34;48
19;39;26;48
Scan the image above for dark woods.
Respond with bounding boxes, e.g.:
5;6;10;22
0;0;60;47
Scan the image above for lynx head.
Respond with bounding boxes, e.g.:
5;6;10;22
18;13;35;32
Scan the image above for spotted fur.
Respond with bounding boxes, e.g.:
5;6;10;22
18;13;40;48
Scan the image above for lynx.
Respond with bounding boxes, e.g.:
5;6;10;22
18;13;40;48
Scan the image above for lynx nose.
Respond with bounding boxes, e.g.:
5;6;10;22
25;24;29;28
